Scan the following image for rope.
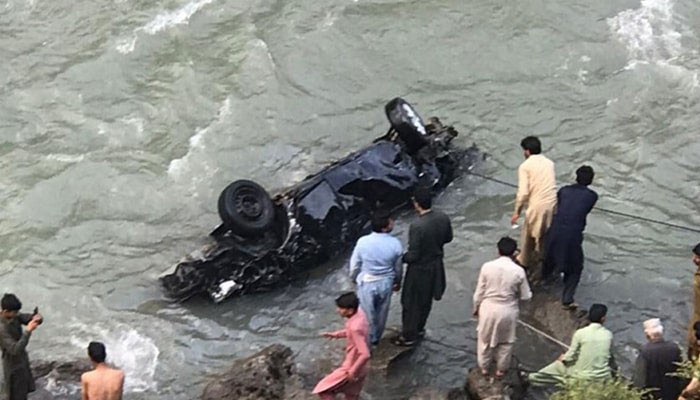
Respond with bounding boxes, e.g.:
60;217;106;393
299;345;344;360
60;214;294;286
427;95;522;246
465;170;700;234
516;319;570;350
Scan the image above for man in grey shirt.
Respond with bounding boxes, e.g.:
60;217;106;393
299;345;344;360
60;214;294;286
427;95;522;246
0;293;42;400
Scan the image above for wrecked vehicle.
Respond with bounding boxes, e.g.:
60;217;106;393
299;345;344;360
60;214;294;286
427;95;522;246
160;98;481;303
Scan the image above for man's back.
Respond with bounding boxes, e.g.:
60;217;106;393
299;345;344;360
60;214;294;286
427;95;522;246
517;154;557;208
475;257;531;305
553;184;598;232
351;232;402;279
81;367;124;400
566;323;613;380
404;210;452;266
637;340;682;400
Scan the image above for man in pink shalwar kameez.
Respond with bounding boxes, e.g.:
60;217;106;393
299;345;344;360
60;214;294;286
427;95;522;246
313;292;371;400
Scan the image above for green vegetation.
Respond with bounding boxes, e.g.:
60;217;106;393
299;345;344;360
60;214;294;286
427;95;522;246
670;357;700;380
550;378;652;400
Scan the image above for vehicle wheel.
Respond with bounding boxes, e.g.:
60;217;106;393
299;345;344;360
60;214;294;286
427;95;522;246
384;97;428;153
218;179;275;236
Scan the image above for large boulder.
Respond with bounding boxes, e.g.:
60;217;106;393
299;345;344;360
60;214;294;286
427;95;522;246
29;359;92;400
201;344;315;400
520;285;589;344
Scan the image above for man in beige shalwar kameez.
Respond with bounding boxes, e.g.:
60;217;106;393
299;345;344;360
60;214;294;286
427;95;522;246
510;136;557;271
473;237;532;377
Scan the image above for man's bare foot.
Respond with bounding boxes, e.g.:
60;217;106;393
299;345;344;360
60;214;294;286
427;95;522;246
495;370;505;378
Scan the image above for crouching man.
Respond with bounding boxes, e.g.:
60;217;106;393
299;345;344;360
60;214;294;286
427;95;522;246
528;304;613;386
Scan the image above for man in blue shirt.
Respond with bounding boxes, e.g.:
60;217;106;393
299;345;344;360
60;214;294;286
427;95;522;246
349;212;403;345
543;165;598;309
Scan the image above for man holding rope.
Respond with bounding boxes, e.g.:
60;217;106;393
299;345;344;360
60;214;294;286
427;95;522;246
511;136;557;272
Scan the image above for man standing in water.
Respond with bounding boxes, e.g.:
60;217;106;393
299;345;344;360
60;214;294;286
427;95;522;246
349;212;403;345
0;293;42;400
81;342;124;400
510;136;557;272
542;165;598;309
393;188;453;347
473;237;532;377
687;243;700;359
313;292;370;400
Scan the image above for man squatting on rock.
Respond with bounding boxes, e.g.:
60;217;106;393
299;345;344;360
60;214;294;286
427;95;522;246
542;165;598;309
511;136;557;271
632;318;682;400
314;292;370;400
349;211;403;346
529;303;614;386
0;293;42;400
393;187;453;347
472;236;532;377
81;341;124;400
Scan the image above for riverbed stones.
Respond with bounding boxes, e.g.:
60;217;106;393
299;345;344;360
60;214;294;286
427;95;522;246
201;344;314;400
29;359;92;400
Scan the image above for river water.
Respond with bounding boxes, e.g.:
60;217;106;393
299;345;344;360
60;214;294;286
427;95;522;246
1;0;699;398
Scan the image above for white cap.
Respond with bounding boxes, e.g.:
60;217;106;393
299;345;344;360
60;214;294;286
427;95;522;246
643;318;663;335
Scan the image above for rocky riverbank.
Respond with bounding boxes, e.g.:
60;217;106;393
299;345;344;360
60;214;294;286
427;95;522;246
27;284;585;399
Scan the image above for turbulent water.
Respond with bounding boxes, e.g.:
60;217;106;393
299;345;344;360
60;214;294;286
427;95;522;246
1;0;699;398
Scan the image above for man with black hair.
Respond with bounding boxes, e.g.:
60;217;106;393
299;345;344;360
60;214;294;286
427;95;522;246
349;211;402;345
543;165;598;309
313;292;370;400
511;136;557;271
473;237;532;377
393;187;453;346
0;293;42;400
686;243;700;359
81;341;124;400
529;303;614;386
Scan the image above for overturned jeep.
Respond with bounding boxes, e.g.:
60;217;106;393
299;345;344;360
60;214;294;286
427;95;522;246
160;98;481;303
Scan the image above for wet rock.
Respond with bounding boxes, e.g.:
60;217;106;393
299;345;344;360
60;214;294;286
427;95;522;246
520;286;589;343
370;327;416;376
201;344;315;400
464;360;527;400
29;359;92;400
409;387;468;400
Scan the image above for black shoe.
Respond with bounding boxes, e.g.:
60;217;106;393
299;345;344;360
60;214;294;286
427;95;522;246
391;336;417;347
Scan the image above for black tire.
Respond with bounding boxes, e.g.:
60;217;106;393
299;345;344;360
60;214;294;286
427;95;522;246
384;97;428;154
218;179;275;236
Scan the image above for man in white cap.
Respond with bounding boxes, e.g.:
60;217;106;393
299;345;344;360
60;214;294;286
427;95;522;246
632;318;682;400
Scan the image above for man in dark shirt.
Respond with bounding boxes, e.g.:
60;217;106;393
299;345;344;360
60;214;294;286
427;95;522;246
543;165;598;309
0;294;42;400
392;188;453;346
633;318;682;400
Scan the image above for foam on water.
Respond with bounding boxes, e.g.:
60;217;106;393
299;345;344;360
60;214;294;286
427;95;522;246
68;324;159;393
608;0;683;66
167;97;231;185
116;0;214;54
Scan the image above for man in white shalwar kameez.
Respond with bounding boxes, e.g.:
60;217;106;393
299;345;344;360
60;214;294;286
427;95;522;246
473;237;532;377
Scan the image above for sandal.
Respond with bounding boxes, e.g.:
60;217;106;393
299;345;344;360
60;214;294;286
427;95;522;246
391;336;417;347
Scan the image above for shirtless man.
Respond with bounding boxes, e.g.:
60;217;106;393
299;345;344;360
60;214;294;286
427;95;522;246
81;342;124;400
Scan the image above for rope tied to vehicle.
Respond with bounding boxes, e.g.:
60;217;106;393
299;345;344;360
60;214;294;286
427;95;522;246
465;170;700;234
